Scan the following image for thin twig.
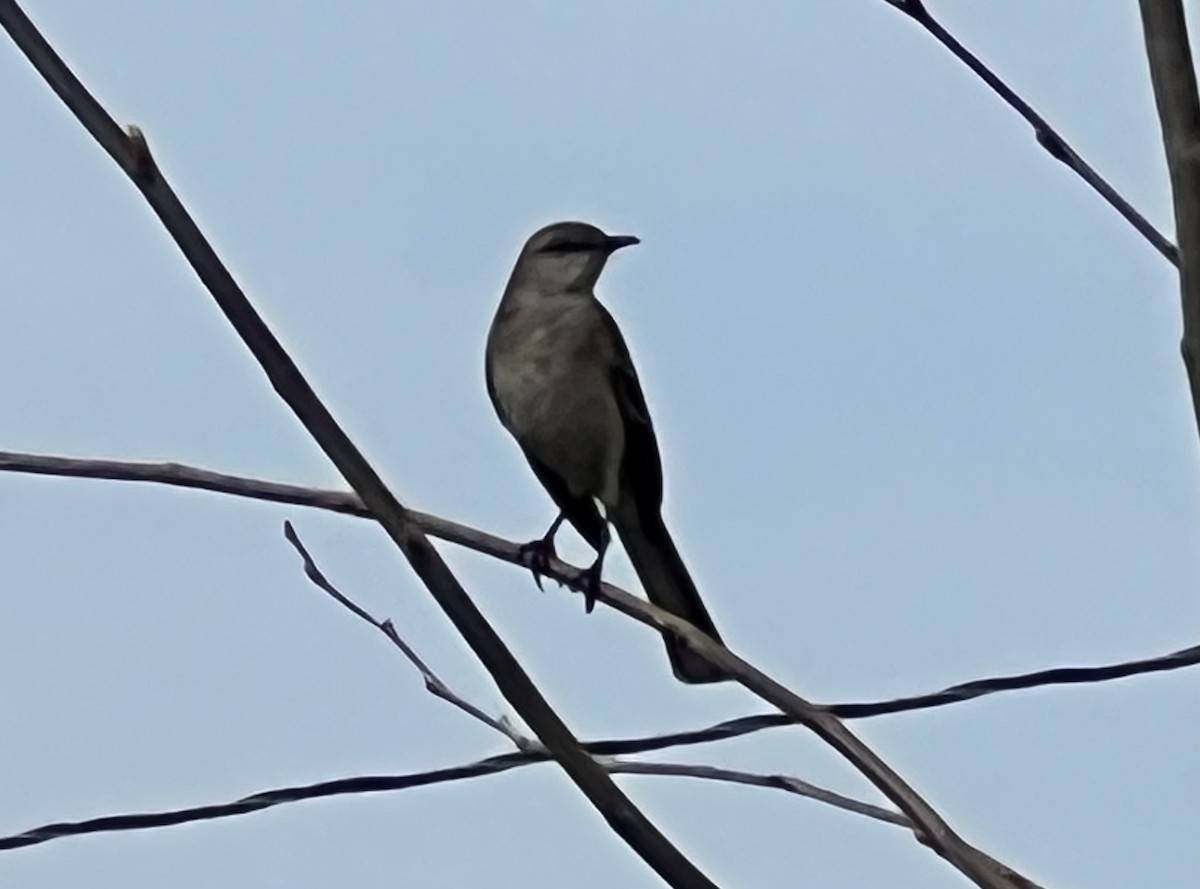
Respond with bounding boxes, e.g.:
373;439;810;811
882;0;1178;266
283;521;535;749
0;750;909;853
606;761;907;827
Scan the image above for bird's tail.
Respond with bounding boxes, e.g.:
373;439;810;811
613;504;727;683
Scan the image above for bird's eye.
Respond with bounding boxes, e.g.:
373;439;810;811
540;239;580;254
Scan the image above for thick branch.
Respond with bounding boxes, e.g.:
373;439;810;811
1139;0;1200;436
0;5;715;887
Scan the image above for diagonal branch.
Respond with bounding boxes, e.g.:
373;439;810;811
284;520;532;748
883;0;1178;266
287;524;907;825
3;525;907;854
0;5;716;888
1;455;1046;886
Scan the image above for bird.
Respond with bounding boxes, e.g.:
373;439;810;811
485;220;726;683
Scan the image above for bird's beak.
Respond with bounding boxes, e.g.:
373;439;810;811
603;234;640;253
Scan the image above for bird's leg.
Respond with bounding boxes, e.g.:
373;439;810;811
576;522;611;614
518;512;566;591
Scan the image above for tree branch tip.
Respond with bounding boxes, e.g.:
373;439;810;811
124;124;158;184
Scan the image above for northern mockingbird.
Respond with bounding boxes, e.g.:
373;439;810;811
485;221;726;683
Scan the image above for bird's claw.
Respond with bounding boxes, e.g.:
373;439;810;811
576;561;603;614
517;537;558;591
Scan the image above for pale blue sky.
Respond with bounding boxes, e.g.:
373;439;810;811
2;3;1196;888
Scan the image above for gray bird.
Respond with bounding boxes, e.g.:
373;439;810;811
485;221;726;684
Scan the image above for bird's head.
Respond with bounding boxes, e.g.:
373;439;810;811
509;221;640;295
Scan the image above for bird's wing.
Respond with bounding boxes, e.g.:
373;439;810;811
595;302;727;682
594;303;664;511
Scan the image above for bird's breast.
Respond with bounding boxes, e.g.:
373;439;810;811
488;306;624;505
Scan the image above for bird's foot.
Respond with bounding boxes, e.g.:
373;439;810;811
575;561;604;614
517;536;559;591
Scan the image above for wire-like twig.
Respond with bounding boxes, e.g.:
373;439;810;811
215;513;1200;763
0;527;910;854
828;642;1200;716
881;0;1178;266
7;494;1188;856
7;453;1188;882
287;523;905;823
0;750;909;853
0;754;533;852
588;640;1200;753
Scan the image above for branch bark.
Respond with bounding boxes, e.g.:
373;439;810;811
1139;0;1200;436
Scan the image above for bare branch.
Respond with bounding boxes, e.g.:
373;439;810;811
284;528;906;826
0;6;716;887
884;0;1177;265
0;749;912;854
606;761;907;827
283;521;534;748
1138;0;1200;434
4;466;1051;888
3;524;910;853
4;448;1192;728
0;451;370;517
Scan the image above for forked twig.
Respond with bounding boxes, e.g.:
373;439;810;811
283;521;534;748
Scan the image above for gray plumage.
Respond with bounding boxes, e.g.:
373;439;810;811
485;221;726;683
